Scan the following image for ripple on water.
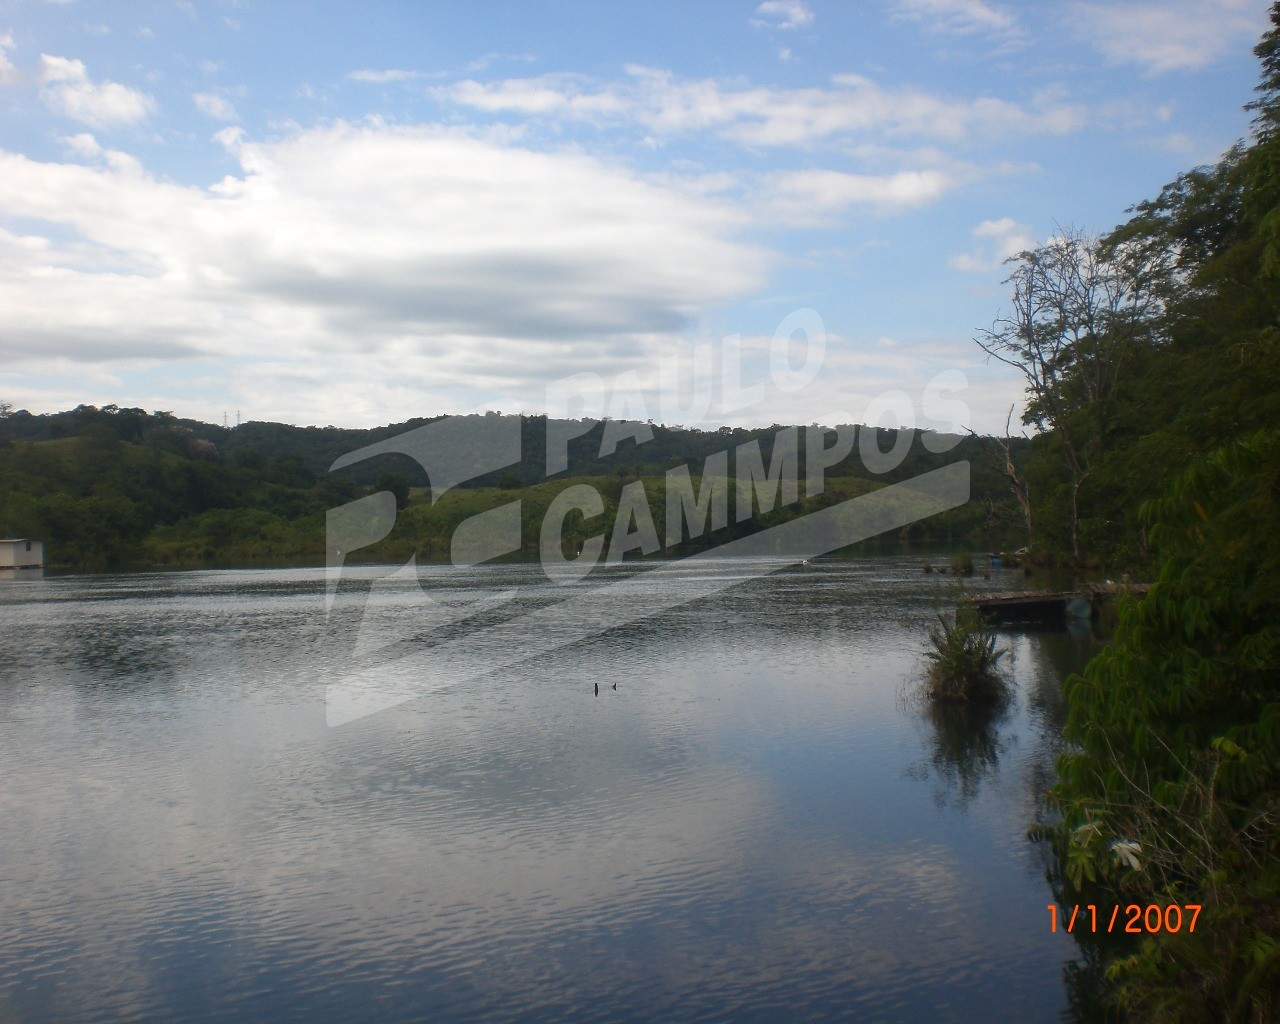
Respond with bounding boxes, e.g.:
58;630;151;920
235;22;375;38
0;557;1088;1023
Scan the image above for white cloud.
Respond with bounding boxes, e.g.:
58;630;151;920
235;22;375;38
760;169;951;224
948;217;1034;271
348;68;423;84
893;0;1018;35
466;52;536;72
0;123;768;423
449;73;627;117
442;66;1086;148
193;91;238;121
38;54;156;127
1071;0;1267;74
0;32;17;85
61;132;101;158
753;1;815;30
670;331;1026;434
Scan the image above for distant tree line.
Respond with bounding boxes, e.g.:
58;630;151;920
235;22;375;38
0;402;1023;569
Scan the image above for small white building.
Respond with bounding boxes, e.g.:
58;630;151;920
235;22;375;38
0;538;44;569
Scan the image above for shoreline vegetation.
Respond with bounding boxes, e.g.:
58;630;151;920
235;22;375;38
963;8;1280;1021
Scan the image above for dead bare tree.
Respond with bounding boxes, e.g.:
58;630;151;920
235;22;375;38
995;407;1032;549
969;406;1032;550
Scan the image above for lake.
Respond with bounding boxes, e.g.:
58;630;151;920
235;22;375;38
0;556;1101;1022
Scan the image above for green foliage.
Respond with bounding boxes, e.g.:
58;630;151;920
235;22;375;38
1012;16;1280;1017
0;403;1022;568
0;422;354;567
924;602;1009;705
1000;6;1280;573
376;471;411;512
1051;433;1280;1022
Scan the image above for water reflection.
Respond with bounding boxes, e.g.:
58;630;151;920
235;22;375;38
0;567;44;582
1000;624;1115;1024
0;558;1104;1023
901;613;1113;1023
914;700;1011;810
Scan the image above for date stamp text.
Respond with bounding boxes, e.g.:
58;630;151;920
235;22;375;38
1048;904;1202;934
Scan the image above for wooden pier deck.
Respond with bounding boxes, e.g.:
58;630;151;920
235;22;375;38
975;583;1149;623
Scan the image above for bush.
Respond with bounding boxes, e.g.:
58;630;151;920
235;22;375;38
924;602;1009;704
1050;431;1280;1022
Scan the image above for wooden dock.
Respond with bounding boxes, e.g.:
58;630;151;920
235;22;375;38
975;583;1149;624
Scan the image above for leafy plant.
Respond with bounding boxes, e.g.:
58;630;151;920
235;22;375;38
1050;431;1280;1022
924;601;1009;705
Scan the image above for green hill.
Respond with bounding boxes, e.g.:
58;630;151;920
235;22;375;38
0;405;1016;569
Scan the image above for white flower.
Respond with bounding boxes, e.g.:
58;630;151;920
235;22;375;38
1109;838;1143;871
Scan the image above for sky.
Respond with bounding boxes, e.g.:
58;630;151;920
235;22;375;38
0;0;1271;435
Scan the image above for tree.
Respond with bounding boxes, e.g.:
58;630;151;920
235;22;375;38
1052;433;1280;1022
1043;12;1280;1017
970;406;1033;550
975;226;1161;559
376;471;410;511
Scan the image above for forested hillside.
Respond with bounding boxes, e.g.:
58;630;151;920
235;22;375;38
0;403;1018;568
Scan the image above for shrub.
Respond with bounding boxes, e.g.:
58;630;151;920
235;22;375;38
1051;431;1280;1022
924;602;1009;704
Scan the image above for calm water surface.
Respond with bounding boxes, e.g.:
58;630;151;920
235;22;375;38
0;556;1099;1022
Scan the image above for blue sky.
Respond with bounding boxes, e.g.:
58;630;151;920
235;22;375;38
0;0;1270;433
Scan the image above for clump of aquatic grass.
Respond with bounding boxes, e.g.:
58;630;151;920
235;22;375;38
924;602;1009;705
950;552;974;576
